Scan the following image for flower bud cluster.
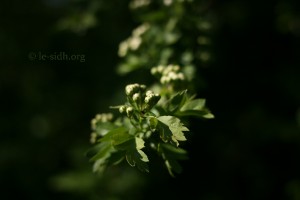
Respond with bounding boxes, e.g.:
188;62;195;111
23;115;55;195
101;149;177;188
144;90;160;105
90;113;113;144
118;23;150;57
151;64;185;84
91;113;113;130
129;0;151;9
125;83;146;96
119;83;161;117
119;105;134;118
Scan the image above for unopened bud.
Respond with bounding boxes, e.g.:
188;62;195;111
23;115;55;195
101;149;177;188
119;105;127;114
132;93;141;101
139;84;146;92
125;83;140;96
126;107;134;117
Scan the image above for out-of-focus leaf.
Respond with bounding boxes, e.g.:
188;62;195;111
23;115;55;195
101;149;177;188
95;122;116;136
158;143;188;177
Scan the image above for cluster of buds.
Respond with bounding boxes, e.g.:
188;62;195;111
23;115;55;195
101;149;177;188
151;65;185;84
129;0;151;9
119;83;160;117
119;105;134;118
118;23;150;57
90;113;113;143
91;113;113;130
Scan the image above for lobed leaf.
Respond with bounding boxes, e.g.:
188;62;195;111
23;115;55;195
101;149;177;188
157;116;189;146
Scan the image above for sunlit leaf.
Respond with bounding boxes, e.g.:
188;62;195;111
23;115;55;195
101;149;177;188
157;116;189;146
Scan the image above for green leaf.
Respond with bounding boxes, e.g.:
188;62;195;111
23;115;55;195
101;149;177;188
94;122;116;136
180;99;206;111
157;116;189;146
106;151;125;166
89;142;115;173
99;127;131;145
158;143;188;177
166;90;188;113
149;116;158;130
126;149;149;172
124;137;149;172
177;98;215;119
90;142;114;162
93;127;149;172
135;137;145;149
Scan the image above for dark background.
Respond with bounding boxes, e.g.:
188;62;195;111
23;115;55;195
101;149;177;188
0;0;299;199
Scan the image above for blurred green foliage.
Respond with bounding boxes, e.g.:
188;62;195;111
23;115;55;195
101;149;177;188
0;0;300;200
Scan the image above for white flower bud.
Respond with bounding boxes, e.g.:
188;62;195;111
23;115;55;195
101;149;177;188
107;113;113;121
132;23;150;36
118;41;128;57
177;72;185;80
144;93;160;110
125;83;140;96
163;0;173;6
132;93;140;101
144;95;152;104
91;119;97;130
146;90;154;97
119;106;127;114
157;65;164;73
129;36;142;50
168;71;177;80
172;65;180;71
139;84;146;91
95;114;101;120
163;65;173;75
126;107;134;117
90;132;97;144
160;75;171;84
151;67;158;75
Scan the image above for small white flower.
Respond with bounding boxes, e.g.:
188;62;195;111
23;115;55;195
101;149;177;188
163;65;173;75
160;75;171;84
95;114;101;120
90;132;97;144
91;118;97;129
129;36;142;50
151;67;158;75
133;23;150;37
118;41;128;57
163;0;173;6
172;65;180;71
106;113;113;121
177;72;185;80
168;71;177;80
157;65;164;73
130;0;151;9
